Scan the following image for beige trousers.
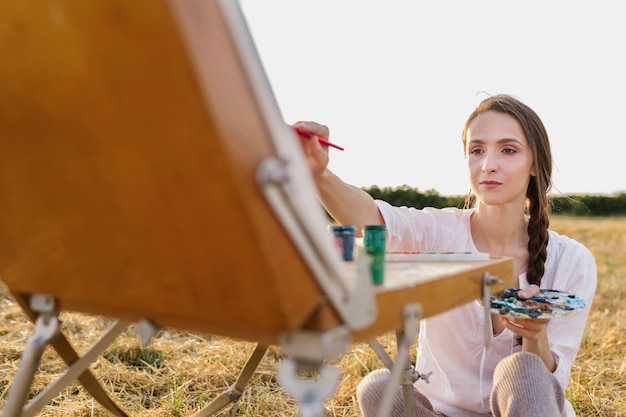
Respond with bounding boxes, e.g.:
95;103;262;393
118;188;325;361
356;351;565;417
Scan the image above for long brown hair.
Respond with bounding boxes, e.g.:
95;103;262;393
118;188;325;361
462;94;552;286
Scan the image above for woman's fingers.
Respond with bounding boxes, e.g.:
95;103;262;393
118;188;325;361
500;316;550;341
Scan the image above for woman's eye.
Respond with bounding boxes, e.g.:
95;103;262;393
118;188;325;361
470;148;483;155
502;147;517;154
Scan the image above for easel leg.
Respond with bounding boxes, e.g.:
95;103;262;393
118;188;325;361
394;330;414;417
11;292;129;417
3;293;130;417
368;303;431;417
189;344;268;417
2;314;60;417
20;319;129;417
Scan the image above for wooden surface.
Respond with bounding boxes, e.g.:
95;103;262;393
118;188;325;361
0;0;514;346
307;257;513;342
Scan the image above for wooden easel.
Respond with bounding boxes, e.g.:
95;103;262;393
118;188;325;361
0;1;513;416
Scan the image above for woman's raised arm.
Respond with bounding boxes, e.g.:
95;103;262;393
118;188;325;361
293;121;384;234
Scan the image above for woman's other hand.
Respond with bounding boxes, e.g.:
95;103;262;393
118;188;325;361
499;284;556;371
499;285;550;342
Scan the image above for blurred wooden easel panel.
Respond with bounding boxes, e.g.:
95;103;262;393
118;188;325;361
0;0;326;346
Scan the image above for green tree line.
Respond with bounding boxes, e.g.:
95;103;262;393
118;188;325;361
361;185;626;217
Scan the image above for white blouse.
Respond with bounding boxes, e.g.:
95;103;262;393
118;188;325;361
376;201;597;417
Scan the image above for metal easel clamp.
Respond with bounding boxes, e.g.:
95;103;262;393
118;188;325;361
277;359;340;417
29;294;56;316
137;319;159;347
401;303;421;343
277;327;351;417
279;326;351;371
482;272;504;347
2;294;61;417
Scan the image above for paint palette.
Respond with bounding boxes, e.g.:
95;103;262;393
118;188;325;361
490;288;586;319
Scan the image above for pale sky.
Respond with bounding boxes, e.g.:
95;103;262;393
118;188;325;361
239;0;626;196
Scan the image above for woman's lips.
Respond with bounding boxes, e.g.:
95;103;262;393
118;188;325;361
480;180;502;189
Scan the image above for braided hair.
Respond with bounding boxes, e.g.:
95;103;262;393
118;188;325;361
462;95;552;286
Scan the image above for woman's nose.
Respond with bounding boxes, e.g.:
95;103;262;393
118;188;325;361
481;152;497;172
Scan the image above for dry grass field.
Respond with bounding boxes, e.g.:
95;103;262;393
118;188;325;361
1;216;624;416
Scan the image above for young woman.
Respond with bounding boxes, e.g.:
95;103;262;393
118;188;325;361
294;94;597;417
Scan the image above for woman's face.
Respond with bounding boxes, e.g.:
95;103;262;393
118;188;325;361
465;111;536;207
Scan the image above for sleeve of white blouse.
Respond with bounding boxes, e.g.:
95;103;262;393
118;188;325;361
375;200;475;253
375;200;427;252
547;240;597;390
